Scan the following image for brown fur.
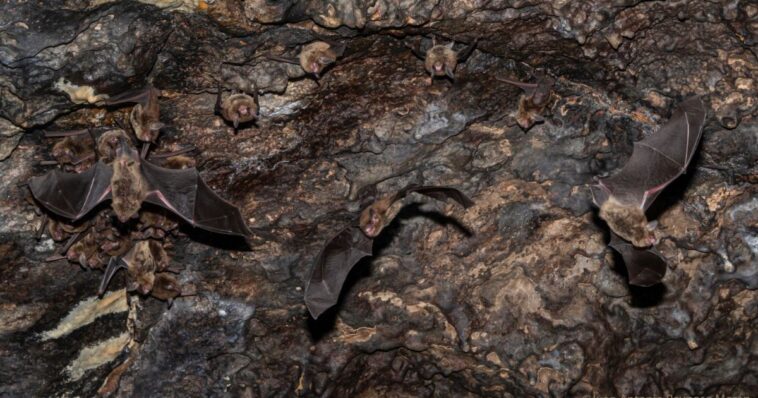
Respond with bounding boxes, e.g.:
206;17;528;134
150;273;183;302
599;197;655;247
96;129;130;163
130;87;162;143
424;44;457;78
162;155;195;170
111;153;146;223
359;195;402;238
220;93;257;128
124;240;170;295
52;135;95;171
299;41;342;76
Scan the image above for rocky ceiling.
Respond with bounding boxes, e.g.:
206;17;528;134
0;0;756;396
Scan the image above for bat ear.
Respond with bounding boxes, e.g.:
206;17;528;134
446;41;455;49
445;67;455;80
646;220;658;231
149;122;165;131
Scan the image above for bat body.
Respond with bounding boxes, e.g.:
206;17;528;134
104;86;164;156
609;232;667;287
98;239;171;296
497;74;555;129
411;37;477;82
268;40;345;79
215;79;259;130
591;97;706;286
29;139;253;238
305;185;474;319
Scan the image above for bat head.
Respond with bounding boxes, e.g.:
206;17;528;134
151;273;183;302
425;46;457;78
359;206;384;238
97;129;130;163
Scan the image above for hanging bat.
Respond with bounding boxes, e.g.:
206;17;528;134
267;40;346;79
408;36;477;83
215;79;259;130
497;73;555;130
304;185;474;319
28;137;253;238
590;96;706;247
98;239;170;296
103;85;164;158
608;232;667;287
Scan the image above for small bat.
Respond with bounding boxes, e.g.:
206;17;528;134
592;97;706;286
409;36;477;83
304;185;474;319
590;96;707;247
608;232;667;287
215;79;259;130
29;137;253;238
267;40;346;79
497;73;555;130
103;85;164;158
98;239;170;296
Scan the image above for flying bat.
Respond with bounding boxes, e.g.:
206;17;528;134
497;73;555;130
28;137;253;238
304;185;474;319
608;232;667;287
103;85;164;158
408;36;477;83
267;40;346;79
590;96;706;247
591;97;706;286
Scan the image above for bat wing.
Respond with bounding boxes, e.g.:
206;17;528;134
456;38;478;62
29;162;113;221
609;232;667;287
304;226;373;319
265;54;300;65
104;86;156;107
397;185;475;208
140;161;252;238
595;96;706;210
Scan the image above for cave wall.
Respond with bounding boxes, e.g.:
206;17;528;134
0;0;756;396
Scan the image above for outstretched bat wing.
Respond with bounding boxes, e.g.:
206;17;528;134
594;97;706;210
104;86;157;107
397;185;475;208
609;232;667;287
29;162;113;220
140;161;252;238
304;226;373;319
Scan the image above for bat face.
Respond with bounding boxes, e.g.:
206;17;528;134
111;149;147;223
425;45;457;79
299;41;342;77
97;129;131;163
221;93;258;129
358;196;395;238
150;273;183;302
599;196;656;247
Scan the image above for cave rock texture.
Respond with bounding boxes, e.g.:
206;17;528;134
1;0;757;397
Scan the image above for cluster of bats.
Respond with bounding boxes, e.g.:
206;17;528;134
27;34;707;318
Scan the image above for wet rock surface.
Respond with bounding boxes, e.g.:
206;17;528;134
0;0;756;396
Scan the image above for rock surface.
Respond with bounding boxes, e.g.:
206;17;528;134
0;0;756;396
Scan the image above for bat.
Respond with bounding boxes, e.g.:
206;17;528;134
497;73;555;130
96;129;132;163
590;96;706;247
29;137;253;238
592;97;706;287
215;79;259;130
608;232;667;287
98;239;170;296
304;185;474;319
409;36;477;82
103;85;164;158
497;74;555;108
267;40;346;79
